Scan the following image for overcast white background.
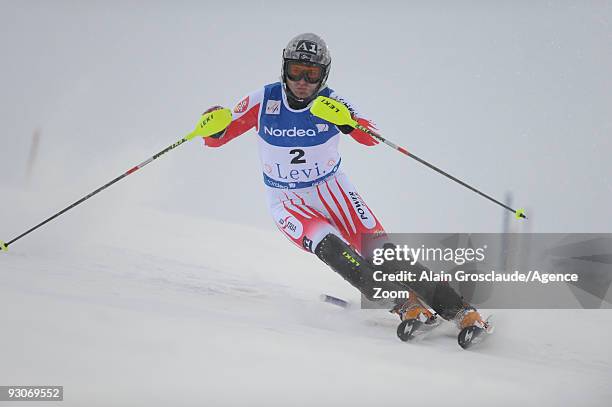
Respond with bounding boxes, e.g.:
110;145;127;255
1;0;610;247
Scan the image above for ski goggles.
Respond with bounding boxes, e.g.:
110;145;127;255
284;61;325;84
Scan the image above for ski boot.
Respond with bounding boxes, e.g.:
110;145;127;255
455;306;494;349
392;294;440;342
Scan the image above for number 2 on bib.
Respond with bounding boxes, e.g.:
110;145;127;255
290;149;306;164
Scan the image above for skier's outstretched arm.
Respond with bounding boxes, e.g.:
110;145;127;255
329;91;380;147
203;88;264;148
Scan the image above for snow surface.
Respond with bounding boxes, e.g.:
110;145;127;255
1;200;610;406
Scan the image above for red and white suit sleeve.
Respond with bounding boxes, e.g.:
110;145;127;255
204;88;264;148
329;90;380;147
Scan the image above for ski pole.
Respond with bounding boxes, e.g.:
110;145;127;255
0;109;233;252
310;96;527;220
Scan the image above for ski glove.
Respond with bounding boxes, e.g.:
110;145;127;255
346;118;380;146
336;116;380;147
337;124;355;134
337;120;380;146
202;105;227;139
330;99;379;146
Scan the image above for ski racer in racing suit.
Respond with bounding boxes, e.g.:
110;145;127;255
201;33;487;333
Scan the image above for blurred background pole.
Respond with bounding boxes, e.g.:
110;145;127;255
25;128;41;185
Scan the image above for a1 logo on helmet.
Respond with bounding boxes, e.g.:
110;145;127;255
296;40;319;55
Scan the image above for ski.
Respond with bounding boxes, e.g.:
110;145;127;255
457;318;494;349
396;317;441;342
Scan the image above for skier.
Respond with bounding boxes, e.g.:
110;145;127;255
201;33;490;343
